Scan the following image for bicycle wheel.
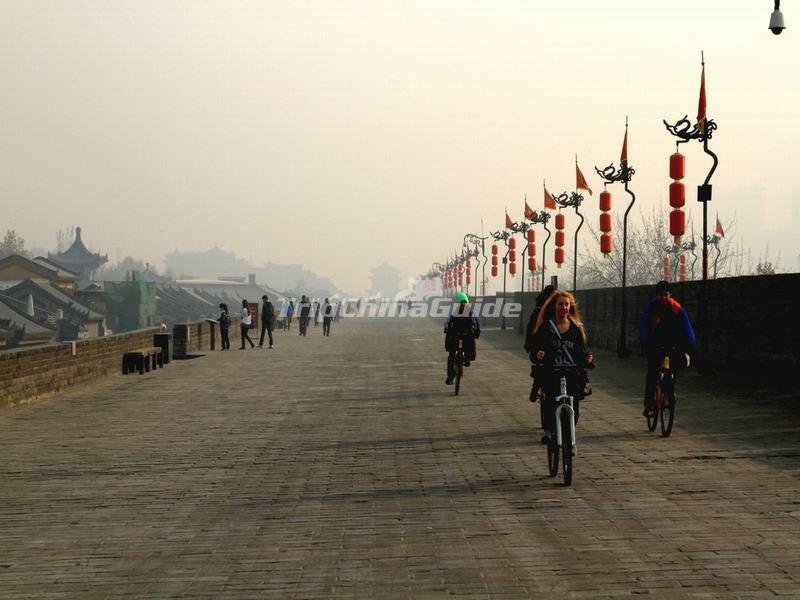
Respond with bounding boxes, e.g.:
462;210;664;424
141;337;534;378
547;438;559;477
660;378;676;437
454;352;462;396
646;387;659;432
561;412;573;486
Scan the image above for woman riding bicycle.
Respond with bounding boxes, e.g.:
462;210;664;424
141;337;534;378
443;292;480;385
531;290;594;444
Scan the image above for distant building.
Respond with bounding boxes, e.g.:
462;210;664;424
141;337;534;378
103;279;157;333
0;253;78;294
367;262;401;299
47;226;108;283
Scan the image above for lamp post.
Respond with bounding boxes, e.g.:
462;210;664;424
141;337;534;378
595;121;636;357
526;209;551;291
464;233;489;299
506;217;530;334
663;240;696;282
490;229;512;329
663;53;718;373
552;191;585;291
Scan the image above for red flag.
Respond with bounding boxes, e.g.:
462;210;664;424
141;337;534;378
505;211;514;229
620;127;628;166
715;215;725;238
544;184;556;210
576;162;593;196
697;62;707;133
524;199;534;219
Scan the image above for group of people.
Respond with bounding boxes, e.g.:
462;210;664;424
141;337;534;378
216;295;338;350
444;280;696;444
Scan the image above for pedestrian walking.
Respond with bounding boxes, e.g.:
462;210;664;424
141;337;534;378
322;297;334;336
240;299;255;349
218;303;231;350
259;294;275;349
314;300;320;327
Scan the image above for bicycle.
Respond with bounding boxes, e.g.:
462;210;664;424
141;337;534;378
543;367;579;486
453;338;465;396
646;352;677;437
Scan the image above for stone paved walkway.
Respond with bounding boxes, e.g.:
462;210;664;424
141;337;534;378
1;318;800;599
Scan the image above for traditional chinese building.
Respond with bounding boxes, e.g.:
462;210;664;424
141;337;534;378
47;226;108;283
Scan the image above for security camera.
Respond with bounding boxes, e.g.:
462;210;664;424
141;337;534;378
769;1;785;34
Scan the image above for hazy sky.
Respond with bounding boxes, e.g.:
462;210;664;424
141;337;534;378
2;1;798;294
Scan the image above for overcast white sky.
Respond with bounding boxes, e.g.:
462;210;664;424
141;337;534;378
1;0;798;293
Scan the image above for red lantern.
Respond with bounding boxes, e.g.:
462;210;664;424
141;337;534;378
599;212;612;233
508;237;516;250
669;181;685;208
491;265;498;278
679;265;687;282
466;273;471;285
555;231;565;247
457;274;463;286
528;243;536;257
466;259;471;271
555;247;565;266
600;233;612;254
526;229;535;243
528;257;538;272
509;262;517;276
663;256;670;267
555;213;565;230
599;190;612;212
491;255;498;266
492;244;498;255
509;250;516;262
669;209;685;240
670;152;685;180
680;254;686;265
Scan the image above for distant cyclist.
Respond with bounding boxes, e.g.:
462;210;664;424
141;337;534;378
638;280;696;417
443;292;481;385
531;290;593;445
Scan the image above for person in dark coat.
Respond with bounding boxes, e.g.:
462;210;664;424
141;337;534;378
298;295;311;336
638;280;695;416
259;294;275;349
531;290;594;444
218;303;231;350
523;285;556;401
443;292;481;385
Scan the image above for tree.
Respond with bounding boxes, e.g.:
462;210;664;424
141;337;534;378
0;230;31;259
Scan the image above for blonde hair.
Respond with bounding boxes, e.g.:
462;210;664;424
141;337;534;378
534;290;587;345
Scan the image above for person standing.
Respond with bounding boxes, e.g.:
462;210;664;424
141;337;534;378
314;300;320;327
286;299;295;331
218;303;231;350
322;298;334;336
240;299;255;349
259;294;275;349
299;295;311;336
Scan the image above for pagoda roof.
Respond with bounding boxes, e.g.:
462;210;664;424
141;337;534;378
48;227;108;270
0;296;57;338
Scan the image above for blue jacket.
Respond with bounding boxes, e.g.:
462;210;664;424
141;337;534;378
638;297;696;352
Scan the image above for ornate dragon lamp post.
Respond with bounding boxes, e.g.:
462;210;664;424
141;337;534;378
595;119;636;357
490;229;512;330
464;233;489;299
552;190;585;291
663;53;718;373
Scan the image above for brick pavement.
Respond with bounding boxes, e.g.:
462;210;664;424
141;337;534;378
1;318;800;598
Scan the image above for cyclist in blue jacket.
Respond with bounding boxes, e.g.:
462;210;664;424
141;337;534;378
444;292;480;385
638;280;696;416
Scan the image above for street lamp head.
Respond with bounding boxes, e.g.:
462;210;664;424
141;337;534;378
769;6;785;34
